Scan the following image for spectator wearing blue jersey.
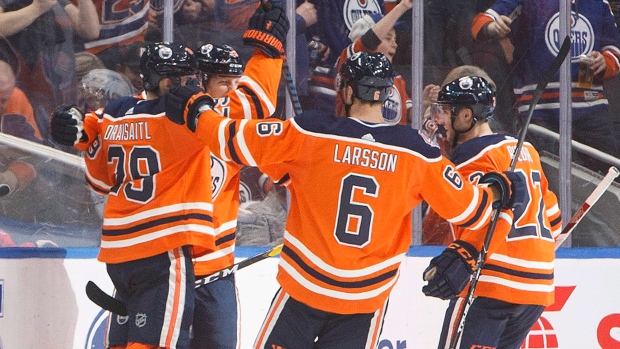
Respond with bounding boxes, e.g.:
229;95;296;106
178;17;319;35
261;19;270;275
472;0;620;174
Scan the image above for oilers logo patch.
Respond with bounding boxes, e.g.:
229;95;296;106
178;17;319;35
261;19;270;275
382;86;402;125
545;11;594;61
211;155;227;200
343;0;382;29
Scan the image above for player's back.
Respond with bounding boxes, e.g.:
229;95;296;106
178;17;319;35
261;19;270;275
451;133;561;306
248;111;496;314
81;96;215;264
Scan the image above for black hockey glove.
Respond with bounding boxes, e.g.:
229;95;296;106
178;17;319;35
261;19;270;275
165;83;215;132
242;2;290;58
422;240;479;300
479;170;525;209
50;105;86;146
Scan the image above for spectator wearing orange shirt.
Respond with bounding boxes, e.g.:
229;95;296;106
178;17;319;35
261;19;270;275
0;60;40;141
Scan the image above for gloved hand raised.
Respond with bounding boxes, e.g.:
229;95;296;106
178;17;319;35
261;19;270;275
422;240;479;299
242;2;290;58
50;105;86;146
165;81;215;132
479;170;526;209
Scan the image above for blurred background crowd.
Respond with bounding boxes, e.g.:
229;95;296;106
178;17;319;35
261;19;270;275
1;0;620;248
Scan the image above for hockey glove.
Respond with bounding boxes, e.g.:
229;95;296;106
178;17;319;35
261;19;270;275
242;2;290;58
479;170;525;209
165;83;215;132
50;105;86;146
422;240;479;300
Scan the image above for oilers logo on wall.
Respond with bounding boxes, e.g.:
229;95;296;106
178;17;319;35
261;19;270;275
343;0;383;30
382;86;402;125
211;155;227;200
84;309;108;349
545;11;594;62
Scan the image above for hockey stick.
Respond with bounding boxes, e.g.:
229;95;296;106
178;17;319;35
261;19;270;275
554;166;619;249
448;35;571;349
282;56;303;116
86;244;284;315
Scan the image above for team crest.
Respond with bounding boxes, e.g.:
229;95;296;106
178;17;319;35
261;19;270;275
343;0;382;30
211;155;227;200
545;11;594;61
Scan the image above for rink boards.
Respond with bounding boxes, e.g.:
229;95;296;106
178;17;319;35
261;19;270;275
0;246;619;349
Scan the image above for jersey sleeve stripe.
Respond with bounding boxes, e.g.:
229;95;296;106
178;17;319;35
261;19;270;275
239;86;265;119
216;119;232;162
226;121;243;164
239;76;276;116
448;189;489;227
236;120;258;166
233;90;253;119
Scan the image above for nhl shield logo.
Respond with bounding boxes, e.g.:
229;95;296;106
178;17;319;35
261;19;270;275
135;313;147;328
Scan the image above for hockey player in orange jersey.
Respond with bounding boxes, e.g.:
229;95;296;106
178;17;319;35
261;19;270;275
48;3;289;348
423;75;562;349
164;51;526;349
189;42;280;349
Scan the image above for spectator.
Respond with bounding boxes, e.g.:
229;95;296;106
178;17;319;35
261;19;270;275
113;41;146;92
471;0;620;174
421;0;518;133
0;59;41;140
74;51;106;83
335;0;413;125
423;75;561;349
293;0;319;111
76;0;150;70
0;0;99;141
299;0;387;114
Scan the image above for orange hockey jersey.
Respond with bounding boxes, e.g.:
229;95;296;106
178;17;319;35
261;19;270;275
77;97;217;264
192;110;509;314
193;51;281;276
450;134;562;306
77;50;282;267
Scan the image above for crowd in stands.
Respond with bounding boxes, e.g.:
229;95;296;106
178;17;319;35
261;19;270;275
1;0;620;248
